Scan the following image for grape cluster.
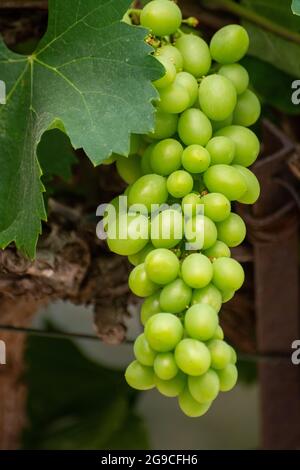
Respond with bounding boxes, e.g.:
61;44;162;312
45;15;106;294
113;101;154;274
105;0;261;417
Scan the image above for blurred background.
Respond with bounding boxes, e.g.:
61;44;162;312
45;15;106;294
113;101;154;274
0;0;299;450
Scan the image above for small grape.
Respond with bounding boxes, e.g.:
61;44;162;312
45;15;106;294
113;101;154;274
154;352;178;380
155;371;186;397
134;333;156;366
167;170;194;198
129;263;159;297
182;145;211;174
140;291;161;325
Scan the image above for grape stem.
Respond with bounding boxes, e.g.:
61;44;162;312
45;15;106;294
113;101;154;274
128;8;142;16
204;0;300;45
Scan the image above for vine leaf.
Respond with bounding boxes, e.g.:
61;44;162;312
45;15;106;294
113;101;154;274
292;0;300;15
0;0;162;258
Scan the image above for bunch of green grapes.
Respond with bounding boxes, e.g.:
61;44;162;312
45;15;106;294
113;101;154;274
105;0;261;417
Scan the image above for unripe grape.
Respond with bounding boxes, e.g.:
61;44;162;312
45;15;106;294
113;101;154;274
203;240;231;260
140;0;182;36
128;174;168;212
210;24;249;64
167;170;194;198
107;214;149;256
216;213;246;247
233;89;261;127
215;125;260;167
217;364;238;391
181;253;213;289
156;45;183;72
207;339;232;370
145;248;180;285
182;145;211;174
199;74;237;121
191;284;223;313
145;313;184;352
178;108;212;146
140;291;161;325
188;370;220;403
201;193;231;222
184;303;218;341
233;165;260;204
134;333;156;366
150;138;183;176
149;110;178;140
218;64;249;95
185;215;218;250
213;257;245;292
155;371;186;397
175;338;211;376
160;278;192;313
151;209;184;249
153;56;176;89
178;387;212;417
154;352;178;380
175;34;211;77
203;164;247;201
125;360;155;390
206;136;235;166
129;263;159;297
175;71;199;107
159;82;190;114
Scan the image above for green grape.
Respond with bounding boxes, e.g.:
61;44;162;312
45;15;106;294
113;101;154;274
160;278;192;314
188;369;220;403
182;145;211;174
125;360;155;390
155;371;186;397
153;56;176;89
140;291;161;325
178;108;212;146
129;263;159;297
230;346;237;364
201;193;231;222
167;170;194;198
159;82;190;114
218;64;249;95
213;257;245;292
145;313;184;352
182;192;202;217
203;164;247;201
141;143;154;174
175;72;199;107
191;284;223;313
128;243;154;266
140;0;182;36
128;174;168;212
184;303;218;341
185;215;218;250
217;364;238;392
210;25;249;64
206;136;235;166
222;290;235;303
116;155;142;185
175;338;211;376
178;387;212;417
149;110;179;140
233;165;260;204
207;339;232;370
175;34;211;77
216;213;246;247
134;333;156;366
151;209;184;249
203;240;231;260
233;89;261;127
199;74;237;121
145;248;180;285
181;253;213;289
102;154;117;165
215;125;260;167
154;352;178;380
130;134;142;155
150;138;183;176
156;45;183;72
211;115;233;132
107;214;149;256
213;325;224;340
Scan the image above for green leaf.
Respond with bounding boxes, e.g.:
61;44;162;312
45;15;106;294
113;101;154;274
38;129;77;182
23;327;149;450
0;0;162;258
241;56;300;115
292;0;300;15
241;0;300;77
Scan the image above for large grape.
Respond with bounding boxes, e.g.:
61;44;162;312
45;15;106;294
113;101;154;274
140;0;182;36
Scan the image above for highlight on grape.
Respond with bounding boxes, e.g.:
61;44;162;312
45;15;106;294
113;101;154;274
104;0;261;417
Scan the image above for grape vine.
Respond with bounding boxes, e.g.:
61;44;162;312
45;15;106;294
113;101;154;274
105;0;261;418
